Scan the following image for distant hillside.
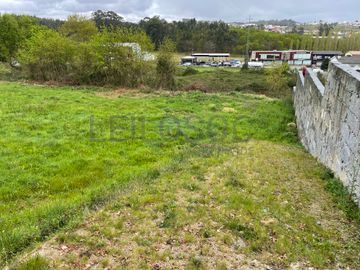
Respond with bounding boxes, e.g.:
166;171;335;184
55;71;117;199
232;19;298;26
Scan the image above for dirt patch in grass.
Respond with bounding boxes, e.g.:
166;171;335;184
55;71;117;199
14;141;360;270
95;88;142;98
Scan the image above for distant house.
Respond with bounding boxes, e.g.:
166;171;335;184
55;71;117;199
117;43;155;61
264;25;287;34
250;50;283;64
250;50;347;67
311;51;343;65
345;51;360;57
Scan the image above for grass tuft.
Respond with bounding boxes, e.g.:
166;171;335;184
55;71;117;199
15;255;49;270
321;169;360;223
225;219;258;241
159;204;177;228
186;256;206;270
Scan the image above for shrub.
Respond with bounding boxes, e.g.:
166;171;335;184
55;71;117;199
70;42;102;84
17;255;50;270
287;71;297;88
83;30;156;87
321;58;330;71
59;15;98;42
0;62;12;79
183;82;211;92
248;82;266;92
182;67;199;76
18;27;156;88
156;39;177;90
266;63;291;93
18;27;75;81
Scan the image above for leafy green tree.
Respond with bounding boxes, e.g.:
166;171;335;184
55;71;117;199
139;16;170;50
38;17;64;30
298;26;305;35
59;15;98;42
0;14;21;61
18;27;75;80
92;10;125;31
319;23;334;36
0;14;38;61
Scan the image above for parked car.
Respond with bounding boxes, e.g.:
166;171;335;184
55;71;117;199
199;63;210;67
248;61;264;69
222;61;232;67
210;62;221;67
230;60;242;68
182;62;193;67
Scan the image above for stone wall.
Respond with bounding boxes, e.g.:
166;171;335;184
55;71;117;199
293;60;360;205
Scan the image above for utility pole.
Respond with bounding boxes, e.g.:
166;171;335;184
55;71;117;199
245;15;251;67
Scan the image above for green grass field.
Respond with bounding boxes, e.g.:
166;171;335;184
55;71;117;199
0;81;296;264
0;80;358;269
176;68;295;99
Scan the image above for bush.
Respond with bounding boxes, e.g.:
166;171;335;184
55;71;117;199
321;58;330;71
266;63;291;93
18;27;75;81
18;27;156;88
59;15;98;42
0;62;12;79
156;39;177;90
287;71;297;88
82;30;155;87
184;82;211;92
17;255;50;270
182;67;199;76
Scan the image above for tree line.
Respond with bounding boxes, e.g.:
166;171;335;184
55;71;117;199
0;13;177;89
1;11;360;62
0;11;360;90
138;17;360;54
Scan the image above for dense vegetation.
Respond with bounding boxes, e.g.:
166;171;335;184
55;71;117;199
0;11;359;91
18;24;156;87
1;12;360;67
0;11;297;92
177;67;295;99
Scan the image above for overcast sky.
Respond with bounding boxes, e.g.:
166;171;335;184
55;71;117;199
0;0;358;23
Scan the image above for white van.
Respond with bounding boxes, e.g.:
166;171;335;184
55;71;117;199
248;62;264;69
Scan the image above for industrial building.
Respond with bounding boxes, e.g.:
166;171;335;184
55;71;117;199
283;50;312;66
250;51;283;63
311;51;343;65
250;50;344;66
